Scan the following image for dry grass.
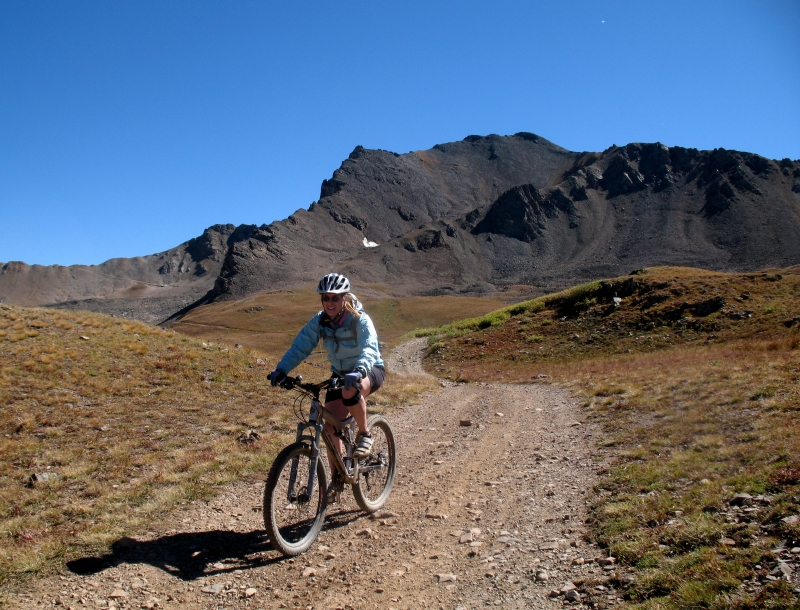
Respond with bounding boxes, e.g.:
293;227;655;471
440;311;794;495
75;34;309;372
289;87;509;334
0;304;435;590
422;267;800;608
169;284;508;353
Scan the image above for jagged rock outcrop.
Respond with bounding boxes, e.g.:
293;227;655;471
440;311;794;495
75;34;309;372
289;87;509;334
472;185;578;242
1;134;798;323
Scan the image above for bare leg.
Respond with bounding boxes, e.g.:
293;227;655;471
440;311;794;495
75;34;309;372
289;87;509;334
341;376;372;436
325;376;374;472
323;401;349;475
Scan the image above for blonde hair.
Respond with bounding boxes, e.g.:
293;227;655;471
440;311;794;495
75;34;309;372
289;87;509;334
344;293;362;318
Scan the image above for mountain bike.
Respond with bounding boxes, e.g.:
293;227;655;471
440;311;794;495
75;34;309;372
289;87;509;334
263;374;397;556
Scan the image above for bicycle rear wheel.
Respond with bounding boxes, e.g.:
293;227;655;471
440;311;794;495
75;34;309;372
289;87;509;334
263;442;327;556
352;415;396;513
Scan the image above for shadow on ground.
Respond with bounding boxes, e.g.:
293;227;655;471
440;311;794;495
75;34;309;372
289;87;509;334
66;509;362;581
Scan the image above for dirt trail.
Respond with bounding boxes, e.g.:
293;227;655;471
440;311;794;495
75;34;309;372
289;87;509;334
18;342;628;610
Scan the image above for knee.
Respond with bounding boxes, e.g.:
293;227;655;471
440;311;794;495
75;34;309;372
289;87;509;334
342;392;361;407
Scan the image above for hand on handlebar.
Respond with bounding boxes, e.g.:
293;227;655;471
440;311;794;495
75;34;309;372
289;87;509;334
269;370;287;387
344;371;362;391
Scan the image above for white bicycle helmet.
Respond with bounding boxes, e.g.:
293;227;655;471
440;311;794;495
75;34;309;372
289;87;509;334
317;273;350;294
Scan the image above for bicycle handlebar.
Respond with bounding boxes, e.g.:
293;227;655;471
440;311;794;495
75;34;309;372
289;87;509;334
277;374;338;397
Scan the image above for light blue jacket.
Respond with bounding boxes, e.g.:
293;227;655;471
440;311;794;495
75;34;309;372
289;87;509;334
276;309;384;377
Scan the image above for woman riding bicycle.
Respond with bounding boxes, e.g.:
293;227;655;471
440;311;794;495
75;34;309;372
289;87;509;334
268;273;385;460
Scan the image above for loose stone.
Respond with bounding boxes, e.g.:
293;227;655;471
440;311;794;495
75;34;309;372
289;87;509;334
201;584;224;595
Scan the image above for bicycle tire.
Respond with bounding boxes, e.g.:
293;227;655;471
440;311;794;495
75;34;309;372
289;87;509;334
263;442;328;556
352;415;396;513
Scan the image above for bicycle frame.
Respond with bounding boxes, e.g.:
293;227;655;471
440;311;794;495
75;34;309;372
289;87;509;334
282;377;358;505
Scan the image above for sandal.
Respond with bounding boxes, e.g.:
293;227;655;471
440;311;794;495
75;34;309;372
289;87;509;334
353;432;373;458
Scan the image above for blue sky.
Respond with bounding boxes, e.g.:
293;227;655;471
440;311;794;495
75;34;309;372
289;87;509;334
1;1;798;266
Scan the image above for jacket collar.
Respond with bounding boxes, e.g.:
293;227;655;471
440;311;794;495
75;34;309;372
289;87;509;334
321;310;348;328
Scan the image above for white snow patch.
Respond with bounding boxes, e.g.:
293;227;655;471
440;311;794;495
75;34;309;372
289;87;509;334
363;237;379;248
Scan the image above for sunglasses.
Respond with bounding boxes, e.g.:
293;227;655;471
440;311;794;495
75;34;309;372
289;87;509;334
321;295;342;303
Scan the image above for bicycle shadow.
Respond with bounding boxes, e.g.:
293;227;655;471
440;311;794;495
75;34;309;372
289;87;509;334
66;510;364;581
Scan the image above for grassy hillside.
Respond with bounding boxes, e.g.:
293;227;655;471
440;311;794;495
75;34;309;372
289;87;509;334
0;305;433;589
169;284;511;354
416;267;800;609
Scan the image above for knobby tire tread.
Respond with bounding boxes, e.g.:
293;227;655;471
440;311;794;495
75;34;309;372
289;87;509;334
263;442;328;556
352;415;396;513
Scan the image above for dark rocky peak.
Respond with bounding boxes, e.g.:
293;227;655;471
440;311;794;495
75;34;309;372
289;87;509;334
311;133;577;244
633;143;675;186
688;148;773;189
349;145;366;159
741;152;774;176
596;143;700;195
683;148;776;216
666;146;701;175
185;224;236;262
230;223;261;244
432;132;568;156
513;132;542;142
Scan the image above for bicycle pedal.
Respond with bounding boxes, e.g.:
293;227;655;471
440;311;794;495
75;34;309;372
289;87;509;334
325;487;342;505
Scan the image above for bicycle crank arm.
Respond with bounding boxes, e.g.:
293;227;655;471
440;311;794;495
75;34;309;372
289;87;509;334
322;428;357;485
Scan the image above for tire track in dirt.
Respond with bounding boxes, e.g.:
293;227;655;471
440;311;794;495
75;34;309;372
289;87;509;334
18;341;629;609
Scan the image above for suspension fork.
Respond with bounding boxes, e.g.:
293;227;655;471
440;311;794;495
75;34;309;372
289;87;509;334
286;399;325;502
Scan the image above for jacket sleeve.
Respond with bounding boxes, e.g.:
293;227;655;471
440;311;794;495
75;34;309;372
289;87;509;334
275;313;321;374
354;313;382;375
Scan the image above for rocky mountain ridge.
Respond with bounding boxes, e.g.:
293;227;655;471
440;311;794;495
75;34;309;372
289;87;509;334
2;134;799;323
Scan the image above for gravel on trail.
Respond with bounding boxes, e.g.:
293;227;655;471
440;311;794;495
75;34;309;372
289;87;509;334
17;340;629;609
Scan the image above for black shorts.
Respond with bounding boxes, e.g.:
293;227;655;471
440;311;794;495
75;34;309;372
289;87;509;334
325;366;385;403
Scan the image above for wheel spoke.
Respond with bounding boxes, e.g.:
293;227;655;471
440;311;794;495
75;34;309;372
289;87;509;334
263;444;327;556
352;416;396;513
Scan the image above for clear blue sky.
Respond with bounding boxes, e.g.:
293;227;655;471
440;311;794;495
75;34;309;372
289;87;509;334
2;1;798;266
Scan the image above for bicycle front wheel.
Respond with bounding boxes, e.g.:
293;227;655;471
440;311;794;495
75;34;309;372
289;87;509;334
263;443;327;556
352;415;396;513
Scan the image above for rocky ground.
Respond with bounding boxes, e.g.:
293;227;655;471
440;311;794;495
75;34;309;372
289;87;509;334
14;339;631;610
